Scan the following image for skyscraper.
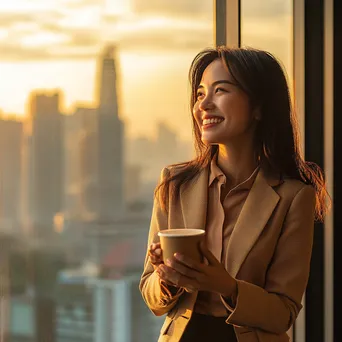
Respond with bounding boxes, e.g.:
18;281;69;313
96;46;124;221
24;91;64;234
63;107;98;220
0;117;23;230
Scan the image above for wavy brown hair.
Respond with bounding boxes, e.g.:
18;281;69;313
155;46;329;221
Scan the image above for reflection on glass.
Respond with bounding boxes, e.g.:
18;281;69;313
0;1;213;341
241;0;293;88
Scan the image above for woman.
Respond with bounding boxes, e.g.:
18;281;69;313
139;46;329;342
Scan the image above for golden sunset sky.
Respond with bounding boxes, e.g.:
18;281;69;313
0;0;292;140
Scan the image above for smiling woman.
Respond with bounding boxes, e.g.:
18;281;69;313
140;46;330;342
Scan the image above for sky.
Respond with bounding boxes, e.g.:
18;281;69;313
0;0;292;140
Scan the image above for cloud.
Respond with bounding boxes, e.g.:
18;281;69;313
40;22;101;46
0;12;37;28
59;0;103;9
66;30;100;47
132;0;212;18
0;10;65;30
0;42;50;60
0;0;291;62
0;11;212;61
101;13;212;51
0;40;98;60
112;18;212;52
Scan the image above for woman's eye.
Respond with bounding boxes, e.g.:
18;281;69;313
196;92;204;98
216;87;226;93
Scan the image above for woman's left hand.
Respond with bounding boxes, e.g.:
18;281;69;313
156;240;237;298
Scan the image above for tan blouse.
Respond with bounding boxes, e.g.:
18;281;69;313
194;156;259;317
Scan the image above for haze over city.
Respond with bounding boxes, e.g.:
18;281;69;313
0;0;291;141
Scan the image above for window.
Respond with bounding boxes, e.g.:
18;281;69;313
241;0;293;89
0;1;213;341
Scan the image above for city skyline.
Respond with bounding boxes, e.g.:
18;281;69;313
0;0;213;141
0;0;293;141
0;46;193;232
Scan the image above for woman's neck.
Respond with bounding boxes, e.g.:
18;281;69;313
216;143;258;188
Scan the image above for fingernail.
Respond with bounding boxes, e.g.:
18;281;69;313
165;259;171;266
174;253;181;260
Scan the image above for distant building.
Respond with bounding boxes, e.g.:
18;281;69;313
84;211;162;342
124;164;142;205
24;91;64;234
0;117;23;230
64;107;98;220
126;123;193;185
96;46;125;221
90;276;163;342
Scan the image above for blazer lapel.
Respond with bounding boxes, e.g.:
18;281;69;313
225;168;280;278
180;167;209;230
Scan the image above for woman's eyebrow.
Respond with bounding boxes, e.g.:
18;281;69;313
197;80;235;89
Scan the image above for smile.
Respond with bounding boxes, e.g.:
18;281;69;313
202;117;224;127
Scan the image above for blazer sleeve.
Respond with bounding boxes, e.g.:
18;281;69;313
139;168;184;316
224;184;316;334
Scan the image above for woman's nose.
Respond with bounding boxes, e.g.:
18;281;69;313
198;95;214;111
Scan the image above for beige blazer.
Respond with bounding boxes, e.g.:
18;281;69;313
139;166;316;342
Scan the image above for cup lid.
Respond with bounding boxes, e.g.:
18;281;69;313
158;228;205;237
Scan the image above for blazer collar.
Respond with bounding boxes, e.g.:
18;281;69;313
225;168;280;277
179;166;281;278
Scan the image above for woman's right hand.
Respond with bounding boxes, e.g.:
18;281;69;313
148;242;163;270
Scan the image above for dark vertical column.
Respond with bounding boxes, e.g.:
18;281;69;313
214;0;240;48
214;0;227;46
304;1;325;341
333;1;341;339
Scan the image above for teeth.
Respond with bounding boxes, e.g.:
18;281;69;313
203;118;223;125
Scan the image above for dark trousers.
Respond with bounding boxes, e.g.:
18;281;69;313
180;312;237;342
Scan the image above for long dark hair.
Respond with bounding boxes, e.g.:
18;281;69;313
155;46;329;221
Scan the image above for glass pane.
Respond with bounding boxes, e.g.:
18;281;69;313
241;0;293;89
0;1;213;342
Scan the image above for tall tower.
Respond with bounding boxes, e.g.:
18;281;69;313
25;91;64;233
0;117;23;229
97;46;124;221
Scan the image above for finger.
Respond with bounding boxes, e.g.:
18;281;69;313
150;253;163;263
151;242;161;251
149;250;163;265
173;253;203;272
165;258;202;280
150;255;158;264
157;265;181;286
149;247;162;256
199;241;220;266
157;265;199;291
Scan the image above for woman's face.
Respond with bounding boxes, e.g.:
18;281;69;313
193;59;258;146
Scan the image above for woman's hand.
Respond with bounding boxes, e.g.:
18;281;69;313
156;241;237;298
148;242;163;270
